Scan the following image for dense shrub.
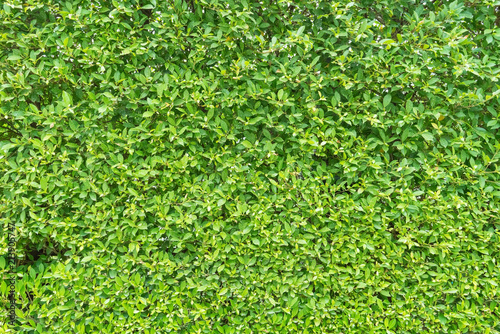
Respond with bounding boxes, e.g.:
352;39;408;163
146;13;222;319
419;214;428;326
1;0;500;333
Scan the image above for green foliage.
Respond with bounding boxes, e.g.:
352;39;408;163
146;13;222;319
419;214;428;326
1;0;500;332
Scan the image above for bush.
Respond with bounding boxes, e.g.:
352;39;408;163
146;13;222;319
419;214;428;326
1;0;500;333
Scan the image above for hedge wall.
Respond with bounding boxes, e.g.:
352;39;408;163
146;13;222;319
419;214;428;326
1;0;500;333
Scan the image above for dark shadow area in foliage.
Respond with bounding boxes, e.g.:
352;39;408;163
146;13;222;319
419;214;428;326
0;118;22;141
19;238;69;267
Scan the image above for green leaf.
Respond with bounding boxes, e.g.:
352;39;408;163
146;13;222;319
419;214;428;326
278;89;284;101
29;104;39;113
443;289;458;294
22;197;32;207
383;94;392;108
248;116;264;125
221;119;228;132
7;54;21;61
40;177;48;191
310;55;321;68
241;140;253;148
207;108;214;121
421;132;434;141
406;100;413;112
62;91;72;106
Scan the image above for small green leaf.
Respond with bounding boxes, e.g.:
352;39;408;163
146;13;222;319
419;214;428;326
421;132;434;141
278;89;284;101
29;104;39;113
443;289;458;294
157;84;165;97
310;55;321;67
383;94;392;108
207;108;214;121
62;91;72;106
40;177;48;191
7;54;21;61
479;177;485;188
406;100;413;112
221;120;228;132
241;140;252;148
22;197;32;206
248;116;264;125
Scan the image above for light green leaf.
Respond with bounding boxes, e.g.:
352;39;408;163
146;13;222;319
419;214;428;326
421;132;434;141
278;89;284;101
383;94;392;108
62;91;72;106
241;140;252;148
207;108;214;121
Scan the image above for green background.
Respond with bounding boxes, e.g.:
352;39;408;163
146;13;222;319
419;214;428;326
1;0;500;333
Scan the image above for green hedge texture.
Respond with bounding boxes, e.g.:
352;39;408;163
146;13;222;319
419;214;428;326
1;0;500;333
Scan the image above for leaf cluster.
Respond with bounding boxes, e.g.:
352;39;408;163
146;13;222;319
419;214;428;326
1;0;500;333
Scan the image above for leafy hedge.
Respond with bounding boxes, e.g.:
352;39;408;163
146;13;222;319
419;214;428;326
1;0;500;333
